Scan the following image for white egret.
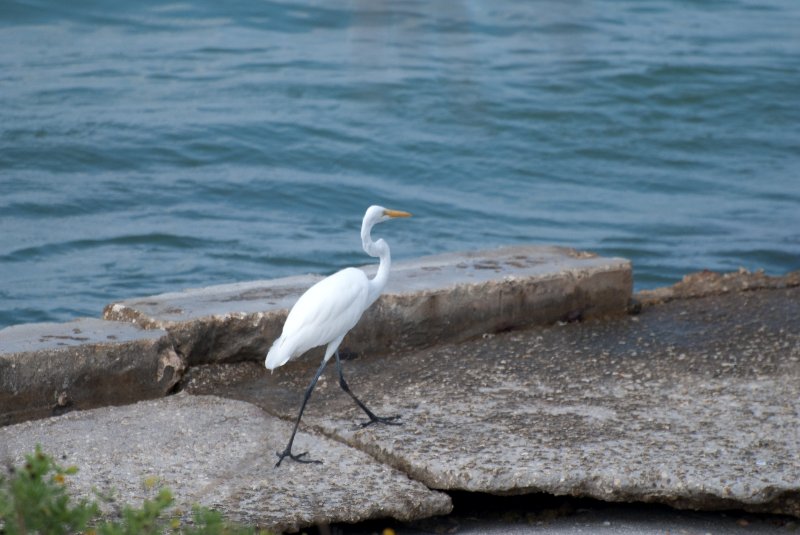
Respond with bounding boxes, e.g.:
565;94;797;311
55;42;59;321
266;205;412;466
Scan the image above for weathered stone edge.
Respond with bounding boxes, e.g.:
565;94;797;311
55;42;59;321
0;321;184;426
636;268;800;306
103;257;634;367
339;435;800;519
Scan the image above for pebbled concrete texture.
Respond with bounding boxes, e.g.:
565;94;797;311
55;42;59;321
0;392;452;532
0;318;182;426
103;246;631;366
186;286;800;518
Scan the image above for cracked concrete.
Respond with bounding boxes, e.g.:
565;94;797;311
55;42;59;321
0;393;452;532
2;256;798;531
185;286;800;518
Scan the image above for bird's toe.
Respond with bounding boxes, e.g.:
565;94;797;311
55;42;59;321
275;449;323;467
360;414;402;428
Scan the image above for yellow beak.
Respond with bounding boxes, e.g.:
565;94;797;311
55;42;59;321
383;209;412;218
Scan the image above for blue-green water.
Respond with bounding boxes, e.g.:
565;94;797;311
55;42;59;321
1;0;799;328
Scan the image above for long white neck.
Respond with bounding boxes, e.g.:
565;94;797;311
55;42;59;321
361;218;391;307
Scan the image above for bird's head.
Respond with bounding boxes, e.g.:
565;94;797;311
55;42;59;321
365;205;412;226
361;205;412;255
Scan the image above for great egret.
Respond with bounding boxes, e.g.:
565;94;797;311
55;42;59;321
266;205;412;467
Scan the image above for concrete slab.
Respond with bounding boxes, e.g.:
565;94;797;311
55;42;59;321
186;287;800;518
0;318;182;426
636;268;800;305
0;392;452;532
103;245;631;366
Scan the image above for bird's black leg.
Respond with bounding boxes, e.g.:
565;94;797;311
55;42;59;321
275;358;329;467
334;350;402;428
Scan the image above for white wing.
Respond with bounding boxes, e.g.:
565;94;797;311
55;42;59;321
269;267;369;367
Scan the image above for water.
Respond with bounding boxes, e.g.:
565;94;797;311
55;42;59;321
1;0;799;328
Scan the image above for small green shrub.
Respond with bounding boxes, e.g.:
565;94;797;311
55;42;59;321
0;445;97;535
0;446;268;535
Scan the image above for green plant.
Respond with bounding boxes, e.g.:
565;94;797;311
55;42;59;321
0;446;269;535
93;488;174;535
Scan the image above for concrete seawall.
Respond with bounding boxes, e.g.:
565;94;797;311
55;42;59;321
1;245;631;425
102;245;631;366
2;245;799;531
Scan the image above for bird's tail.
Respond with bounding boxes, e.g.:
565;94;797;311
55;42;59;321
265;337;292;371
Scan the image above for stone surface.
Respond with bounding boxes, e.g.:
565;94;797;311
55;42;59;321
637;268;800;305
187;287;800;518
0;393;452;532
0;318;182;426
103;245;632;366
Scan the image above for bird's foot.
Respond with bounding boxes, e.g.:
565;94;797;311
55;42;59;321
359;414;402;428
275;449;322;467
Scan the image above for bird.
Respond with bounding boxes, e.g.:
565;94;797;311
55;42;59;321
266;205;412;467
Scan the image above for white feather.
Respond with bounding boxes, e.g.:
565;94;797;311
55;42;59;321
265;268;368;369
264;205;410;372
